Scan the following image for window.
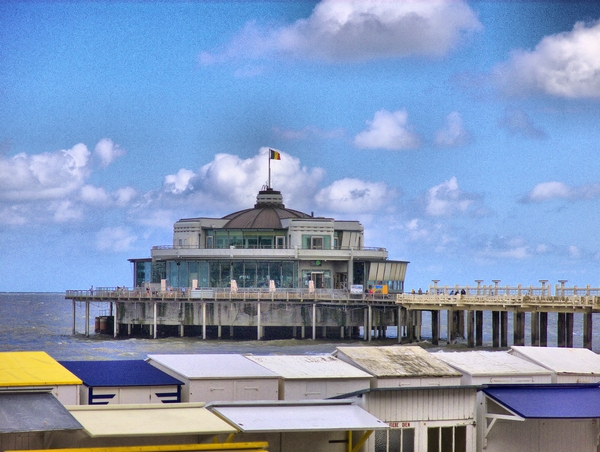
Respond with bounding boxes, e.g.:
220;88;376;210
427;426;466;452
206;236;214;248
311;236;323;249
276;236;285;249
375;428;414;452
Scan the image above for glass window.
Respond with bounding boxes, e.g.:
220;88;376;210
376;428;415;452
311;236;323;249
427;426;466;452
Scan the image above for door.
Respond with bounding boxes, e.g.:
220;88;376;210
311;272;324;289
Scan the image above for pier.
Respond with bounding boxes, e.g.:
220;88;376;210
66;280;600;349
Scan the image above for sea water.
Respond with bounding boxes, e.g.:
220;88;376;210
0;292;597;360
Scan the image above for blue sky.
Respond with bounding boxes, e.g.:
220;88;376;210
2;0;600;292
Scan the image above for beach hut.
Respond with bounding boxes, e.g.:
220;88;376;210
0;391;83;451
334;346;476;452
433;350;553;386
207;399;387;452
146;354;279;403
0;351;81;405
59;360;184;405
509;346;600;383
335;345;462;387
480;384;600;452
245;354;372;400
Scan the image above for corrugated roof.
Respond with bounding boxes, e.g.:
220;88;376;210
433;351;553;377
0;351;82;386
245;354;372;379
335;346;461;378
67;403;237;437
510;346;600;375
484;385;600;418
0;392;83;433
222;207;309;229
59;360;184;387
208;401;387;432
146;354;279;379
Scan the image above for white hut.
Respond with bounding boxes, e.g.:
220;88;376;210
334;346;476;452
245;354;372;400
146;354;279;402
509;346;600;383
433;350;553;385
335;345;462;387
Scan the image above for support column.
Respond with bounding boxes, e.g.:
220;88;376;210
301;325;305;339
397;306;402;344
475;311;483;347
153;302;157;339
531;311;540;346
566;313;574;348
73;300;77;335
540;312;548;346
85;301;90;337
583;311;593;350
415;311;422;341
500;311;508;347
513;312;525;346
257;303;262;340
467;310;475;348
230;325;234;339
431;310;439;346
492;311;500;348
312;303;316;340
557;312;566;347
113;301;118;338
202;302;207;340
447;309;454;344
368;305;373;342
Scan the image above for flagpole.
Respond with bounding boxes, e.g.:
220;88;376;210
268;150;271;189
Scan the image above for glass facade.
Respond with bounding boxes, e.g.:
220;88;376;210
152;259;299;289
205;229;286;249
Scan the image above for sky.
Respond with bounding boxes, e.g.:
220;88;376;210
2;0;600;293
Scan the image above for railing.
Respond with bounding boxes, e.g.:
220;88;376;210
66;287;397;304
152;244;386;252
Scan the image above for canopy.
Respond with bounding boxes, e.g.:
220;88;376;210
484;385;600;418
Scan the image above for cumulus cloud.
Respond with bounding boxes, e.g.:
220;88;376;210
421;177;479;217
434;111;473;147
477;235;532;260
200;0;482;64
94;138;125;167
499;108;547;139
96;227;137;252
315;178;395;213
522;181;600;203
272;125;345;141
164;169;196;195
493;20;600;98
353;109;421;150
0;143;90;201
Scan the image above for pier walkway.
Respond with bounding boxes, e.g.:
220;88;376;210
65;280;600;349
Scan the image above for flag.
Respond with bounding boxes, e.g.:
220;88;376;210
269;149;281;160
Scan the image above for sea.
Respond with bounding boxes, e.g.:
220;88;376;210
0;292;598;360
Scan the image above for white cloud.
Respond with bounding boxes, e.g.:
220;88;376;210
315;178;395;213
94;138;125;167
499;107;547;139
494;20;600;98
477;236;532;260
52;200;82;223
273;125;345;141
80;185;111;205
164;169;196;194
423;177;477;217
569;245;581;258
523;181;600;203
0;143;90;201
114;186;138;206
353;109;421;150
96;227;137;252
434;111;473;147
200;0;481;65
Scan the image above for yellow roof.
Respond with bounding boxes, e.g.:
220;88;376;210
0;351;82;386
67;403;237;437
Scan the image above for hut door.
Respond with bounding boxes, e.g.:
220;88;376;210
311;272;324;289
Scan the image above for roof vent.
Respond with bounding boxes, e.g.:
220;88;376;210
255;188;285;208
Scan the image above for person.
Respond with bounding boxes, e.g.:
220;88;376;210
418;288;423;295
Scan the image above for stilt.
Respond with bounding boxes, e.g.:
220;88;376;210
475;311;483;346
557;312;566;347
432;310;439;346
467;310;475;348
540;312;548;346
492;311;500;348
513;312;525;346
397;306;402;344
202;302;206;340
312;303;316;340
447;309;454;344
566;312;574;348
85;301;90;337
583;311;593;350
531;311;539;346
153;302;157;339
368;305;373;342
500;311;508;347
257;302;262;340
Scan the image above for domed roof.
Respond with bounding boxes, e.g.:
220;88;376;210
221;189;311;229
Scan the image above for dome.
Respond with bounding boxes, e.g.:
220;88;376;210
221;189;311;229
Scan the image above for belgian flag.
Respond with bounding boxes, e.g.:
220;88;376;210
269;149;281;160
